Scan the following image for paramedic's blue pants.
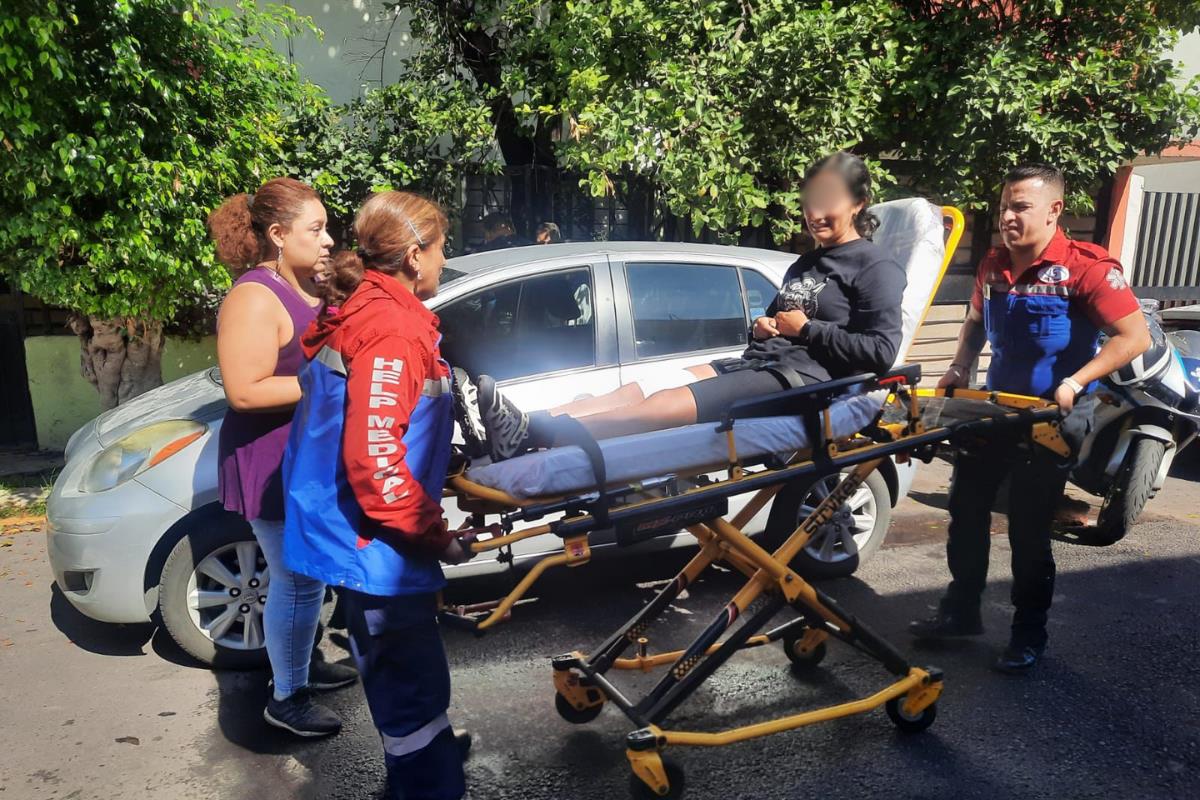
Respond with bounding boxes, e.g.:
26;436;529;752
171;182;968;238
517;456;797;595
342;590;465;800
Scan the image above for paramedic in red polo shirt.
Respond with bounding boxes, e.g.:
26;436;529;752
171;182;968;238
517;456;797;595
910;164;1150;674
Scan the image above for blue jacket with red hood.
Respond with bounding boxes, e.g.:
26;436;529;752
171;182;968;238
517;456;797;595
282;270;454;597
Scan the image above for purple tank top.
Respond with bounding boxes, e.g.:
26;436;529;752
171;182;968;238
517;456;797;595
217;268;320;522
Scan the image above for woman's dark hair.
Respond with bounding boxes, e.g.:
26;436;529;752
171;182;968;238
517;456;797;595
803;151;879;240
207;177;321;271
318;190;448;308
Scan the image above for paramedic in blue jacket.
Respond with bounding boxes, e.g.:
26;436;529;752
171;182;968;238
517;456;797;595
910;164;1150;673
283;191;474;799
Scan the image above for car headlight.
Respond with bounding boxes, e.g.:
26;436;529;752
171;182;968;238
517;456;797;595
79;420;208;494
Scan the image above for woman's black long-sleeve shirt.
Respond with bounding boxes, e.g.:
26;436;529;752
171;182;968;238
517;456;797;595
744;237;906;382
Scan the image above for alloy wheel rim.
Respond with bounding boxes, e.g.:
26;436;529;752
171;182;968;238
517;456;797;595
797;474;878;564
185;540;270;650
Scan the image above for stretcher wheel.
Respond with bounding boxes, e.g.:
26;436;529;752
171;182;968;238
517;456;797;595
885;696;937;733
629;759;685;799
782;629;827;671
555;692;604;724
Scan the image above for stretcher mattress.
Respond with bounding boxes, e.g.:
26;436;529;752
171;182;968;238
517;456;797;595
465;391;884;500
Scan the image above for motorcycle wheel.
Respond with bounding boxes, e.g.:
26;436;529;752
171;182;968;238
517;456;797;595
1094;438;1167;545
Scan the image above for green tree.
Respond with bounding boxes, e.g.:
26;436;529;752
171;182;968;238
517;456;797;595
284;72;498;242
0;0;327;408
374;1;1199;244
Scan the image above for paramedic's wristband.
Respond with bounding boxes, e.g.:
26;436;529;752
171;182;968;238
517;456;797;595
1059;377;1084;397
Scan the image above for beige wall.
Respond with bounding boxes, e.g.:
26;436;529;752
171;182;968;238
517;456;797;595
1166;30;1200;85
26;336;217;449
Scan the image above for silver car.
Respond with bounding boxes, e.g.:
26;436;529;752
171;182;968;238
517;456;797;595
47;242;915;667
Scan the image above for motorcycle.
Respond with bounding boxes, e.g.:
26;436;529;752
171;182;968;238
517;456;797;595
1070;301;1200;544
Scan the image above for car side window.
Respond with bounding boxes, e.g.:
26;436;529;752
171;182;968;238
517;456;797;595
741;268;779;321
626;263;747;359
437;268;596;382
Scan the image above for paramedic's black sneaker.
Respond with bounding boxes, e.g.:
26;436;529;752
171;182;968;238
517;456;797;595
454;727;473;761
908;606;984;639
264;690;342;738
993;641;1045;675
477;374;531;461
307;658;358;691
451;368;488;458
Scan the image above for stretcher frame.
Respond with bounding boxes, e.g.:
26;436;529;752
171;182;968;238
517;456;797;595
444;372;1065;798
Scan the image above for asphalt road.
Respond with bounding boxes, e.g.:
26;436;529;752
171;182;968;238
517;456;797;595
1;457;1198;800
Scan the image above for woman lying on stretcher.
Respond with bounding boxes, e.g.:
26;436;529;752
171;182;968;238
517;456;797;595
457;151;907;462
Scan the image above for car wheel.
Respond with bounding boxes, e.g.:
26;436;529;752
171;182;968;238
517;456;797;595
763;469;891;580
158;513;270;669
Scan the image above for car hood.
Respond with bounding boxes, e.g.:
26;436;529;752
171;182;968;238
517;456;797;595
94;368;228;447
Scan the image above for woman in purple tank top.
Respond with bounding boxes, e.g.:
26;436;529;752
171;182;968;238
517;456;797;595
208;178;356;737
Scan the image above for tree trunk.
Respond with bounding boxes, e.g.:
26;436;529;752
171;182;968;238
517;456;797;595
67;315;165;410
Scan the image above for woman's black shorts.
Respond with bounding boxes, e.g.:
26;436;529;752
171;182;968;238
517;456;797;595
686;357;795;424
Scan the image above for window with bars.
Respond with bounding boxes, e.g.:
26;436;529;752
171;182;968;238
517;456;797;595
1132;190;1200;301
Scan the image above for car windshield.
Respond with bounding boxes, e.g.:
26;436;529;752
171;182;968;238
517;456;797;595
441;267;468;286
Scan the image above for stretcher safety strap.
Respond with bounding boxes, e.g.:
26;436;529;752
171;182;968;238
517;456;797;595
380;712;450;757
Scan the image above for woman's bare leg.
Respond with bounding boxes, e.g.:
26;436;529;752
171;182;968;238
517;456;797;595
568;385;701;440
549;382;644;417
548;364;717;419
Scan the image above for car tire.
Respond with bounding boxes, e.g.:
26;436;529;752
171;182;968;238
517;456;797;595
158;512;270;669
762;469;891;580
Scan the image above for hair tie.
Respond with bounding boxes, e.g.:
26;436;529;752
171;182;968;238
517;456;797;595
356;247;371;261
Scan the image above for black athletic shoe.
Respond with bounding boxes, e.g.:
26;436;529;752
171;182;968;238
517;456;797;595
263;690;342;738
451;368;488;458
454;727;473;761
308;658;358;691
993;641;1045;675
477;374;531;461
908;606;984;639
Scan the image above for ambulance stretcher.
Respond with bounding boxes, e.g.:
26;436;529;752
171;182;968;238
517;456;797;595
432;201;1069;797
442;372;1066;798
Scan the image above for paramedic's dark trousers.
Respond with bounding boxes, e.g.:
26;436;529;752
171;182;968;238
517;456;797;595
343;590;465;800
943;397;1094;647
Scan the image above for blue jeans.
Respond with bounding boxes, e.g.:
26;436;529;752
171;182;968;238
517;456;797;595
250;518;326;699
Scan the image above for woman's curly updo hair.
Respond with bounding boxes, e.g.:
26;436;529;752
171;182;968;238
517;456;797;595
804;151;880;240
318;191;448;308
208;177;320;272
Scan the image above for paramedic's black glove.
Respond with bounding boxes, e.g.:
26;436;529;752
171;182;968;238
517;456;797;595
440;536;473;565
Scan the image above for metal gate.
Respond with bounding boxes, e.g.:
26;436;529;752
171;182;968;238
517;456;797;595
1132;190;1200;301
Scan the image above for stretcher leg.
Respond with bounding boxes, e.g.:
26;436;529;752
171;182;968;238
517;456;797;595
542;461;944;799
